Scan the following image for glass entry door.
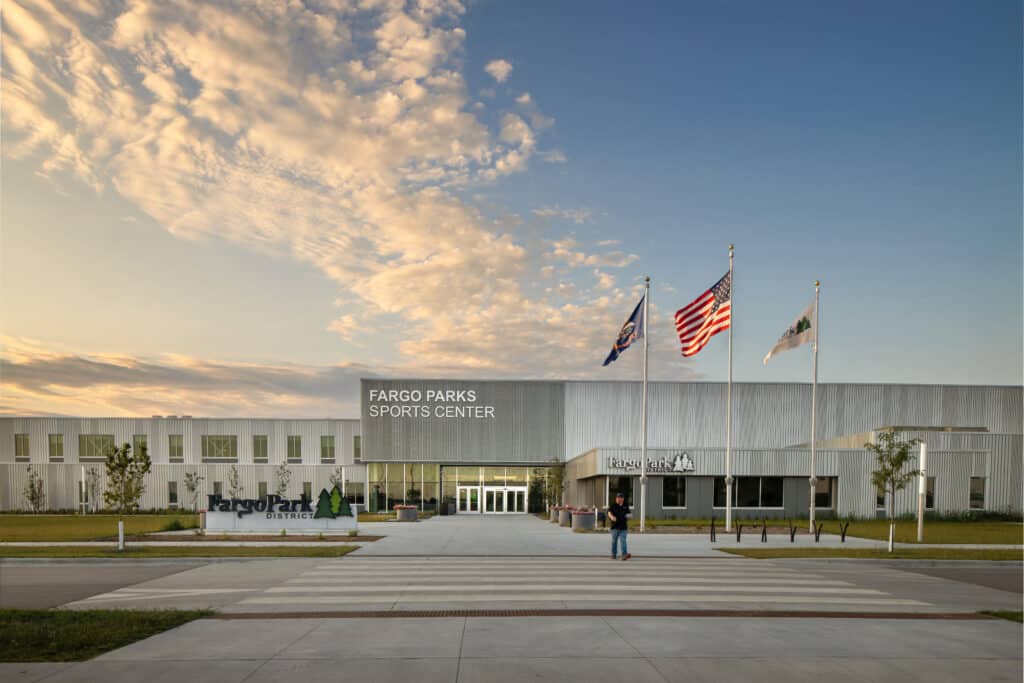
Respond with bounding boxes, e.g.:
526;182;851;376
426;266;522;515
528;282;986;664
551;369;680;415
457;486;480;513
483;486;528;514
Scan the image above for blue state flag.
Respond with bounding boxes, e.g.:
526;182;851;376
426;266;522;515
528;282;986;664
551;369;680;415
603;295;645;366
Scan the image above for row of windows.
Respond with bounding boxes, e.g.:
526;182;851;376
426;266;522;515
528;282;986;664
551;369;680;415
12;433;361;464
875;477;987;510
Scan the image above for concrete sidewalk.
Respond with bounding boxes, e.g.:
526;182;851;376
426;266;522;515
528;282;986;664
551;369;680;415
4;615;1022;682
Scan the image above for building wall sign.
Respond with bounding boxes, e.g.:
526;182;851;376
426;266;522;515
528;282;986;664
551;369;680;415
366;388;496;419
205;485;357;532
607;453;695;474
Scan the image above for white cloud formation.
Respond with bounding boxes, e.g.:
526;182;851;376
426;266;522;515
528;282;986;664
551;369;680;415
1;0;683;414
484;58;513;82
540;149;567;163
515;92;531;104
532;206;592;224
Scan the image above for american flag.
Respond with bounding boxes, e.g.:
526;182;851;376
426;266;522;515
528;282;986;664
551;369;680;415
675;271;731;357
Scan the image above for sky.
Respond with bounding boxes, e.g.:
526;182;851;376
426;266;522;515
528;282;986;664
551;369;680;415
1;0;1021;418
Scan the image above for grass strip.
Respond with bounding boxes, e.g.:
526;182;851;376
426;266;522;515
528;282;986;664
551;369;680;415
0;608;211;662
979;610;1023;623
719;548;1023;561
0;545;358;559
0;515;199;542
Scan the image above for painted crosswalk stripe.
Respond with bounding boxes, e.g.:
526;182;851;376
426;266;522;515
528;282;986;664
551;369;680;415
240;595;928;606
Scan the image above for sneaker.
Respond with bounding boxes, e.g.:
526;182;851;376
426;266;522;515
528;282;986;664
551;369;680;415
622;553;632;561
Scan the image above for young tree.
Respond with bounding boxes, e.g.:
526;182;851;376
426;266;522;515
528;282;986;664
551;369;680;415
85;467;101;512
227;465;244;499
104;442;152;514
545;461;565;508
183;471;205;510
274;463;292;498
23;465;46;512
328;466;345;490
867;429;921;552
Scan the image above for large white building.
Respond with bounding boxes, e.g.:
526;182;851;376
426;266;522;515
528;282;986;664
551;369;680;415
1;380;1020;518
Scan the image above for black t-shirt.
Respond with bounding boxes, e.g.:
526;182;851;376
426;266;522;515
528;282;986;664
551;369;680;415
608;503;630;530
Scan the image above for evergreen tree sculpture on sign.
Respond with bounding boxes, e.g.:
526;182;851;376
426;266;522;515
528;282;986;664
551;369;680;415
314;489;334;519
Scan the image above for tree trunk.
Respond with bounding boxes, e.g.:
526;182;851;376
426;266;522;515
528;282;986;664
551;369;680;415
887;482;895;552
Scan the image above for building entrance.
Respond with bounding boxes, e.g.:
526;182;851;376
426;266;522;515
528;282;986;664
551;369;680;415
483;486;527;514
457;486;480;513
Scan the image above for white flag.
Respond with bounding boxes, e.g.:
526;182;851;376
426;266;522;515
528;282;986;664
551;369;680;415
763;300;816;364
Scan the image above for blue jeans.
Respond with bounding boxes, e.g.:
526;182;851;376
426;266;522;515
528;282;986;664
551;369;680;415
610;528;628;557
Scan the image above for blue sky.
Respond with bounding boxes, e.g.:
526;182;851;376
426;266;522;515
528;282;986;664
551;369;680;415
1;0;1020;417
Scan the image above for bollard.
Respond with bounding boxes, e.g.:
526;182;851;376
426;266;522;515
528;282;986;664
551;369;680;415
787;518;797;543
735;523;743;542
117;518;125;552
839;520;850;543
761;517;767;543
813;522;823;542
710;515;716;543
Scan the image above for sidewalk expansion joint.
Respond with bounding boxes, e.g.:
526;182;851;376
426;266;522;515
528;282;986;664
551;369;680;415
209;609;994;620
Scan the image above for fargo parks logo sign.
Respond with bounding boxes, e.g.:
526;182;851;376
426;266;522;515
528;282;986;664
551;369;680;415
607;452;695;474
205;485;356;532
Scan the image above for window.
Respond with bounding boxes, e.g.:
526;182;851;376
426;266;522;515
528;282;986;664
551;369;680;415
925;477;935;510
79;434;115;461
608;476;633;505
201;435;238;461
253;435;268;464
969;477;985;509
168;435;184;463
168;482;178;507
133;434;148;458
763;477;785;508
714;477;784;508
320;435;335;464
14;434;29;461
48;434;64;462
876;486;886;510
353;435;361;462
302;481;312;501
213;481;223;497
813;478;833;509
287;436;302;463
258;481;268;500
736;478;760;507
662;477;686;508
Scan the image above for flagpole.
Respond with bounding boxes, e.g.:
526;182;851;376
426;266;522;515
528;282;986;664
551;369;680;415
809;280;820;533
639;276;650;533
725;245;734;532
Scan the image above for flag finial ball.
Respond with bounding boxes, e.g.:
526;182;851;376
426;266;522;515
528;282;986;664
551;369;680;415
814;280;820;287
728;244;734;251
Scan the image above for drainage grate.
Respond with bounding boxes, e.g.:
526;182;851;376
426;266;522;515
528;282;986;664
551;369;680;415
210;609;990;620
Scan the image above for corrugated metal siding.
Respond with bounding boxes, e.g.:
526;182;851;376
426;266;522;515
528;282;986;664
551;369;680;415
564;382;1022;456
360;380;565;463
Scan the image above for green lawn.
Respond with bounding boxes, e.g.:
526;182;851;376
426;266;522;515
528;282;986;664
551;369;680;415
0;609;211;662
0;514;199;542
625;518;1023;544
980;610;1024;623
0;545;358;558
719;548;1024;561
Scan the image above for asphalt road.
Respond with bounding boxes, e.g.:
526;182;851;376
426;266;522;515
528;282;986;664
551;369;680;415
894;565;1023;594
0;561;203;609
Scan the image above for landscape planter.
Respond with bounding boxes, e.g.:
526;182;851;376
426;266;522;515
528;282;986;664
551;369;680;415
571;510;596;531
558;508;572;526
394;506;418;522
549;506;560;522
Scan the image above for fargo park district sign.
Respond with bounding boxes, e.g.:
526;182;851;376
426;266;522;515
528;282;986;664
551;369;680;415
204;485;357;533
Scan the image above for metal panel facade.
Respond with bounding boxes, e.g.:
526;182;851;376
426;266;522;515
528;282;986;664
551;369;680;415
564;382;1022;456
360;379;565;463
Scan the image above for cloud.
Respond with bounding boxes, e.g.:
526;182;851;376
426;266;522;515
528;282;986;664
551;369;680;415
0;0;680;415
532;206;592;224
515;92;531;104
539;149;567;163
484;58;513;82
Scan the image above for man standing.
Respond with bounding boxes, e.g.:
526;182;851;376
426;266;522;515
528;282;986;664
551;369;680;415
607;492;632;560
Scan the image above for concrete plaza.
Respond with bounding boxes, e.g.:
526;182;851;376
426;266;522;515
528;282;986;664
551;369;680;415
4;615;1022;682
